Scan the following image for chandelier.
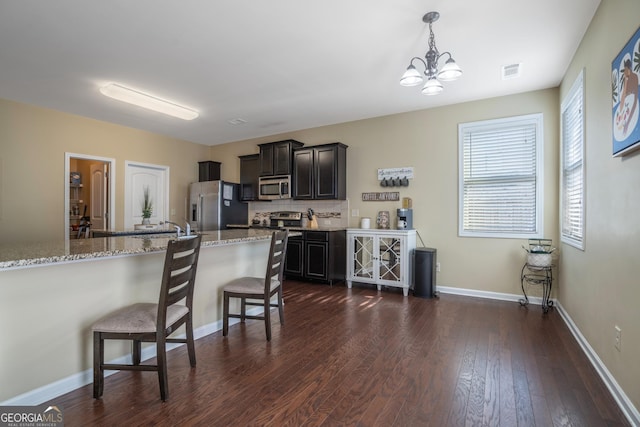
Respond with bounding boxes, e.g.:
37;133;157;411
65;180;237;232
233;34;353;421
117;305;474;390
400;11;462;95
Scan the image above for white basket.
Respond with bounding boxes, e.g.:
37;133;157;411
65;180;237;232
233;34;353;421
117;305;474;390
527;252;552;267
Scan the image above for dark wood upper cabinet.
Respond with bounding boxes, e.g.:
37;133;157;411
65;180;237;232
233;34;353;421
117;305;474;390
292;149;314;199
315;144;344;199
259;144;274;176
292;142;347;200
198;161;221;182
258;140;304;176
238;154;259;201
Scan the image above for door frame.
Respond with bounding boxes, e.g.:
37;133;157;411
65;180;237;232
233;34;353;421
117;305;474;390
65;153;116;241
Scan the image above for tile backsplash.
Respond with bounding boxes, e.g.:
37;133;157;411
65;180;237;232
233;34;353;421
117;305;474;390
248;199;349;228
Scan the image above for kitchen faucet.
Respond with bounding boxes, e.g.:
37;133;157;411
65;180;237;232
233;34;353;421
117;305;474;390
161;220;192;237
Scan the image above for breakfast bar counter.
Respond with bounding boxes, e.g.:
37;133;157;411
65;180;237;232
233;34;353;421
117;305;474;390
0;229;285;270
0;229;294;403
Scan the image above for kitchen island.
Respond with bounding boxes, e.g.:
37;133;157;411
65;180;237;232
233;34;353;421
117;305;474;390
0;229;292;404
0;229;283;270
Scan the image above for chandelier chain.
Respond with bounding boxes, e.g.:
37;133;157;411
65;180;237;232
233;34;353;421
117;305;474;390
426;22;439;77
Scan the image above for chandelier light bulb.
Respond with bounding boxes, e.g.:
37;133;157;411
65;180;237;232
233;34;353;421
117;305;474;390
400;65;424;87
421;78;443;95
437;58;463;81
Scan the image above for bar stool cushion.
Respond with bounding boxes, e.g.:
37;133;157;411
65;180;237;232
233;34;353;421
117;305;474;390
222;277;281;294
92;303;189;334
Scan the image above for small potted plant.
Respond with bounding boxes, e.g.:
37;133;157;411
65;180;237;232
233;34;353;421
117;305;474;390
141;186;153;225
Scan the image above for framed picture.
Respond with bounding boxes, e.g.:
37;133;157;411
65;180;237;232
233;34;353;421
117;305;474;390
612;25;640;156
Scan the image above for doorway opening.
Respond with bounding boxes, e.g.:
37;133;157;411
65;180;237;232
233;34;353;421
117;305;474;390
65;153;116;240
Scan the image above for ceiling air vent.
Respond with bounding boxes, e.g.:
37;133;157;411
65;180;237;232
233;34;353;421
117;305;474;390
227;118;247;125
502;63;521;80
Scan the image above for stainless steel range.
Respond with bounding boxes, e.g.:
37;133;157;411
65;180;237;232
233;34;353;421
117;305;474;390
269;211;302;228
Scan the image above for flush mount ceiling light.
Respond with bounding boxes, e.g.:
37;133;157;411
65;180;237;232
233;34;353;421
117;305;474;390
100;83;199;120
400;11;463;95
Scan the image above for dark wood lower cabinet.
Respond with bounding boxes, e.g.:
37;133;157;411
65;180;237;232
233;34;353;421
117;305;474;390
305;239;328;280
285;230;345;284
284;236;304;277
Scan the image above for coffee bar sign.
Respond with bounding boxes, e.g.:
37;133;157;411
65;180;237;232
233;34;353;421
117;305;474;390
362;192;400;201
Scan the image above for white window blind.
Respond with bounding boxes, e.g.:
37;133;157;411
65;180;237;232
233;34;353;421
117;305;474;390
459;114;543;238
561;70;585;249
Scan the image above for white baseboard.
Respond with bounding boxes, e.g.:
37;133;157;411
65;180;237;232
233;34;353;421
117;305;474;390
437;285;547;306
555;301;640;427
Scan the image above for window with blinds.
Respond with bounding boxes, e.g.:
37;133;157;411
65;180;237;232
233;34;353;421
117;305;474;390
458;113;544;238
561;70;585;249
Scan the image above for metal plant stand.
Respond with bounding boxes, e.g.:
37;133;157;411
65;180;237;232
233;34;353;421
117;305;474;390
519;263;554;313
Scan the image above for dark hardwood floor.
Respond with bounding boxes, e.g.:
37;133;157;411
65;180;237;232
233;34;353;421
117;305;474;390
47;281;629;426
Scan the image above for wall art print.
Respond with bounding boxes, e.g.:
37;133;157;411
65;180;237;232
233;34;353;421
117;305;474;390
612;25;640;156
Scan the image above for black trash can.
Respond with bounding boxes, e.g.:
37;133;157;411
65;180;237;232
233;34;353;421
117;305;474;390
414;247;437;298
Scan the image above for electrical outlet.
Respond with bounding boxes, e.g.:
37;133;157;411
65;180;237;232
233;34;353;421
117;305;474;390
615;326;621;352
436;262;441;272
352;209;359;217
170;208;176;216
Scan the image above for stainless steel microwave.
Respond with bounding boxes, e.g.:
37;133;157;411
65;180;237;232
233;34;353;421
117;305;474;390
258;175;291;200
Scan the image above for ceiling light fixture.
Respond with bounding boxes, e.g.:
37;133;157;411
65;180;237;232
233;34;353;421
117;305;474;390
400;11;462;96
100;83;199;120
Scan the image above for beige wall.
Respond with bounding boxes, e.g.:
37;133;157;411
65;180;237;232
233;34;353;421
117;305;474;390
0;98;212;243
211;89;560;297
558;0;640;412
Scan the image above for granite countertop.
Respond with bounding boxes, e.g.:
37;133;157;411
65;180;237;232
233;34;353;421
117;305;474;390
0;229;298;270
227;224;347;232
286;226;347;232
91;228;176;237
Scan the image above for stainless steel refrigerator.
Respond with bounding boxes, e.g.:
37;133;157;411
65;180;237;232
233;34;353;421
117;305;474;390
189;181;248;231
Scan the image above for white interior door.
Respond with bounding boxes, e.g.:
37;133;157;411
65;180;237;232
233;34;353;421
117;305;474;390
124;161;169;229
90;163;108;230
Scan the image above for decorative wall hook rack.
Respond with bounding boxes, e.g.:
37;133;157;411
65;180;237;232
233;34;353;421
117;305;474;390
378;167;413;187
